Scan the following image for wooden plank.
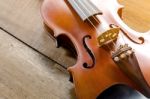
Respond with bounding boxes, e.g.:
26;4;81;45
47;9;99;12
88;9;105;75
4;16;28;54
0;0;150;68
0;0;76;67
119;0;150;32
0;30;76;99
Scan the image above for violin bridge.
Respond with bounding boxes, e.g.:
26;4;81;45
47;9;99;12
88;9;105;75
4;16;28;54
97;28;120;47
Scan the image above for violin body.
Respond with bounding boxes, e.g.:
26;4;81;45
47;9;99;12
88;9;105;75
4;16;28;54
41;0;150;98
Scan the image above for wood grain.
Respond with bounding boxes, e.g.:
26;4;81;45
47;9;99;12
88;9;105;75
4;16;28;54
0;30;76;99
0;0;76;68
119;0;150;32
0;0;149;99
0;0;150;68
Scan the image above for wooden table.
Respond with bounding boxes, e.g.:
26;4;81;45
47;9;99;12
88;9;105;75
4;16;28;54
0;0;150;98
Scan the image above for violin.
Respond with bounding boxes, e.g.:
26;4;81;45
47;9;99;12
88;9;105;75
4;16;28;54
41;0;150;98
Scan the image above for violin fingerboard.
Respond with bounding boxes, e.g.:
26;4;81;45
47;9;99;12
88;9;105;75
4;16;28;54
67;0;102;21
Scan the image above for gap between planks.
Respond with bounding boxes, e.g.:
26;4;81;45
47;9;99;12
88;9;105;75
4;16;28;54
0;29;76;99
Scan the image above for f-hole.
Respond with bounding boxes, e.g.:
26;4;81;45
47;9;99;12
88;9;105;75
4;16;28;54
82;35;95;68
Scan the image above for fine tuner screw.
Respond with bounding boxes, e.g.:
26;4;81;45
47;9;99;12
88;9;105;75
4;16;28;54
113;49;134;62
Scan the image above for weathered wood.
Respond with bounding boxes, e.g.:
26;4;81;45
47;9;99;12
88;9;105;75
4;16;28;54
0;0;150;68
0;30;76;99
119;0;150;32
0;0;150;69
0;0;76;67
0;0;149;98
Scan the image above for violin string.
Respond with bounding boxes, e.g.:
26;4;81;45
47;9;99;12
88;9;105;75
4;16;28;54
120;27;127;45
81;0;100;22
82;1;118;50
111;24;126;45
120;29;126;45
78;0;118;49
74;0;116;51
78;0;128;50
74;0;113;51
73;0;105;38
86;2;126;47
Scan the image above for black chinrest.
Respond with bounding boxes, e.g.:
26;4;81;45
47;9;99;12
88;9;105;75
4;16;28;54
97;84;147;99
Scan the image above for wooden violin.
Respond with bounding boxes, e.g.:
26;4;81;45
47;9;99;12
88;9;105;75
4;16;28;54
41;0;150;98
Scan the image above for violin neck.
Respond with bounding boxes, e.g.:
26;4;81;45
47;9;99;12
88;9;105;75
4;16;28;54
67;0;102;21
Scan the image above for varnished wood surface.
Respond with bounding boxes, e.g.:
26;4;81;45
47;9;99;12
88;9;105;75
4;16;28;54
41;0;150;98
0;0;150;99
0;30;76;99
119;0;150;32
0;0;150;68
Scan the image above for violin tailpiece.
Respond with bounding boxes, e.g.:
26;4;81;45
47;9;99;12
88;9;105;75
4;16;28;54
97;28;120;47
41;0;150;98
112;44;150;96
